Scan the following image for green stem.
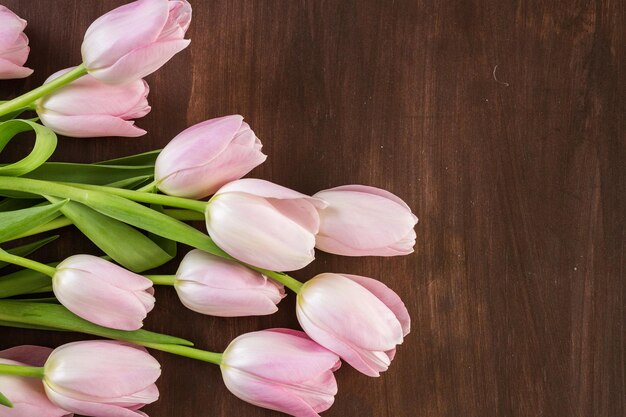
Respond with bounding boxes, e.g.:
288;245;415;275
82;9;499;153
136;180;158;193
10;209;205;240
138;342;222;365
63;183;208;213
144;275;177;286
0;65;88;117
0;249;56;277
0;364;44;378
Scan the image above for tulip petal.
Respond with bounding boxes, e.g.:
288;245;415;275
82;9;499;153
343;274;411;336
56;256;153;291
222;368;332;417
0;345;52;366
207;193;316;271
45;341;161;401
82;0;170;70
217;179;327;209
296;306;387;377
41;70;150;119
0;57;33;79
44;387;147;417
314;188;417;255
38;112;147;138
89;38;190;84
223;330;340;384
298;274;404;351
53;269;154;330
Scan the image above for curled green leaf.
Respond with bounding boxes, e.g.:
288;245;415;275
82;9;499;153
0;120;57;177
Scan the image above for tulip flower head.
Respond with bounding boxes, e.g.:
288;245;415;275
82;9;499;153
81;0;192;84
296;273;410;377
206;179;327;271
53;255;155;330
313;185;418;256
174;249;285;316
37;68;150;138
0;5;33;79
221;329;341;417
43;341;160;417
155;115;267;198
0;346;71;417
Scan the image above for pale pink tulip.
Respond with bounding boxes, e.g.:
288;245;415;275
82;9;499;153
0;6;33;79
53;255;155;330
296;273;410;377
36;67;150;138
174;249;285;316
0;346;72;417
43;341;160;417
206;179;326;271
81;0;191;84
155;115;266;198
313;185;418;256
221;329;340;417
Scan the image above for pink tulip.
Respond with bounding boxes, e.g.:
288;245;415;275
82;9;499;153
296;273;410;377
43;341;160;417
0;346;72;417
155;115;267;198
221;329;340;417
81;0;191;84
174;249;285;316
206;179;326;271
53;255;155;330
36;67;150;138
313;185;418;256
0;6;33;80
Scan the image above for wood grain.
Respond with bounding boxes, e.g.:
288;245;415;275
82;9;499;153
1;1;624;416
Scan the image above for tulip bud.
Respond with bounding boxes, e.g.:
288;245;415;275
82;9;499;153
53;255;155;330
0;346;71;417
36;67;150;138
174;249;285;316
206;179;326;271
43;341;160;417
313;185;418;256
221;329;340;417
296;273;410;377
81;0;191;84
155;115;266;198
0;6;33;79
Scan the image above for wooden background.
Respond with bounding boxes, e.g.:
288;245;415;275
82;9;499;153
1;1;624;416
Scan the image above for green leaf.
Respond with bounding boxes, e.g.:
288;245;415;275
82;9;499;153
0;391;13;408
45;197;175;272
0;235;59;269
0;200;67;243
0;301;193;346
0;265;54;298
23;163;154;185
0;120;57;176
96;149;160;166
0;198;40;212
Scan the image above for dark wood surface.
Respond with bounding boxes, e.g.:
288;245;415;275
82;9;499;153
1;1;624;416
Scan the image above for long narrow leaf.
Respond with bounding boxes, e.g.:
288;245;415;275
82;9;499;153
96;149;160;166
0;301;193;346
23;163;154;185
0;265;53;298
0;391;12;408
0;120;57;176
0;235;59;269
46;196;175;272
0;200;67;243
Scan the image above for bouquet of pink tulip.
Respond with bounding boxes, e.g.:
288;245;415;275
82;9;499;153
0;1;418;416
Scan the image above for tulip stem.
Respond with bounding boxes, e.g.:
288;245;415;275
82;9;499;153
0;64;88;117
0;249;56;277
0;364;44;379
59;182;209;213
138;342;222;365
144;275;176;286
